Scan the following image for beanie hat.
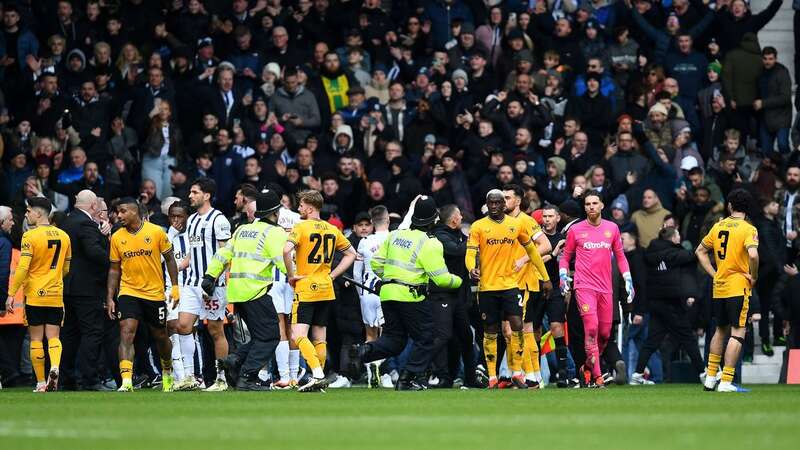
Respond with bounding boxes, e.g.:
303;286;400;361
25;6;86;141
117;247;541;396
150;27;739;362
611;194;629;215
649;102;669;117
547;156;567;176
452;69;469;84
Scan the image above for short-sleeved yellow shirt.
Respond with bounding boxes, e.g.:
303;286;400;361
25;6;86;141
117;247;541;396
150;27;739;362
701;216;758;298
288;220;351;302
15;225;71;307
110;221;173;301
467;215;532;292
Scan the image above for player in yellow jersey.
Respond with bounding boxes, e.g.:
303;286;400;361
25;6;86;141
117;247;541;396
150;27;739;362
4;198;71;392
466;190;549;389
503;184;552;388
107;198;180;392
283;190;357;392
696;189;759;393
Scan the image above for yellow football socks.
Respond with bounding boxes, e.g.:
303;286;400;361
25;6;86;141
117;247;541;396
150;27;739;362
509;331;525;372
526;332;541;372
483;333;498;378
522;331;540;375
296;336;321;370
30;340;46;382
504;336;513;373
120;359;134;384
707;353;721;378
47;337;62;369
721;366;735;383
313;341;327;370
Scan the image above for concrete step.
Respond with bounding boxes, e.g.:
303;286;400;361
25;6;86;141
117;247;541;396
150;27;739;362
752;346;786;365
749;0;793;11
752;354;783;365
758;31;795;44
742;363;781;384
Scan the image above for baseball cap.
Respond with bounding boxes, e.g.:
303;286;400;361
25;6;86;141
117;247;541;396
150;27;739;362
354;211;371;224
680;156;699;171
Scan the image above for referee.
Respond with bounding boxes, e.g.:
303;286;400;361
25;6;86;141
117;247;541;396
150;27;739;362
203;190;287;390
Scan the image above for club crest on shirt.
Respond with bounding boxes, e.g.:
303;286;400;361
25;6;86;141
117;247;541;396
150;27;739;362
144;236;152;244
604;231;612;238
580;232;588;238
582;303;590;313
310;283;319;291
37;288;46;297
120;240;127;246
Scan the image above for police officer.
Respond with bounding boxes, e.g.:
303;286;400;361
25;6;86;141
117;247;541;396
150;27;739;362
349;196;463;390
202;190;287;391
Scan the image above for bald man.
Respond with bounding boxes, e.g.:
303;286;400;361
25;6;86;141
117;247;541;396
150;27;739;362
60;190;112;390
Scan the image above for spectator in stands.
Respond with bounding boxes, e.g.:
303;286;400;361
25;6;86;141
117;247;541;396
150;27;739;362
269;66;321;148
631;189;672;247
775;165;800;262
754;47;792;154
605;130;648;187
142;99;183;200
712;0;783;55
2;150;32;205
722;32;763;141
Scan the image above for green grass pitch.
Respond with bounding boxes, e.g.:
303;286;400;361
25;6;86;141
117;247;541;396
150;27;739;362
1;385;799;450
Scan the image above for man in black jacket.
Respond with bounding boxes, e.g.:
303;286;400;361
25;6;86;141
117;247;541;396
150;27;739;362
59;190;111;390
630;227;705;384
754;198;785;356
540;204;573;387
429;204;481;388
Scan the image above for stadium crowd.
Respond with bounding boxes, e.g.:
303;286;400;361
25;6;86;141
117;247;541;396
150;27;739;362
1;0;800;391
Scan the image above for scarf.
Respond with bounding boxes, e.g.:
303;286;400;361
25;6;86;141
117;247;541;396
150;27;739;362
321;74;350;113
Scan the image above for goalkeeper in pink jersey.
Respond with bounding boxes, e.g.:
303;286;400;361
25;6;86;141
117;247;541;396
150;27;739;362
558;191;633;388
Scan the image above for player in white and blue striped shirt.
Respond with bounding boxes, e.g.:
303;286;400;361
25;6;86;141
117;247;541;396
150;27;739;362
177;178;232;391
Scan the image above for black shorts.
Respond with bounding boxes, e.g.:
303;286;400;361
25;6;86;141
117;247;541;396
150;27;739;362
292;299;332;326
523;290;545;325
545;294;567;324
117;295;167;328
478;289;522;325
712;295;749;328
24;304;64;326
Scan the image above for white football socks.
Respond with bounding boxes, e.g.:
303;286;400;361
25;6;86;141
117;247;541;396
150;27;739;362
276;340;290;382
179;334;195;377
289;349;300;381
170;334;185;381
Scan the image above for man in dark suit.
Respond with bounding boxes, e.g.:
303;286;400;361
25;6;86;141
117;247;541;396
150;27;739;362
60;190;111;390
126;66;176;137
204;64;244;129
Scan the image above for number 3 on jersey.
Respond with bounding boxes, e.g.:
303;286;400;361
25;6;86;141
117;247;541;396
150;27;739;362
307;233;335;264
717;230;729;260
